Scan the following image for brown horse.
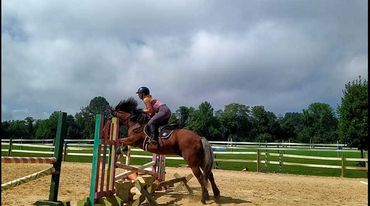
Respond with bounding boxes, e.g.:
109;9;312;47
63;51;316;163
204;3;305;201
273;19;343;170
113;97;220;204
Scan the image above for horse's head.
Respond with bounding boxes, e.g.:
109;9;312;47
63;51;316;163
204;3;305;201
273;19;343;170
113;97;149;128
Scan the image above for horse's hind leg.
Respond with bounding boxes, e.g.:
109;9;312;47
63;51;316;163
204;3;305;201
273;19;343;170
190;166;209;204
209;171;220;199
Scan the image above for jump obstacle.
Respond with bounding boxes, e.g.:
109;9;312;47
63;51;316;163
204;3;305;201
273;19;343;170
1;112;69;206
79;114;193;206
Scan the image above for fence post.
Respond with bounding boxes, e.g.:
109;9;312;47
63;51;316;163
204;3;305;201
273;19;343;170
341;155;345;177
365;152;368;178
364;152;368;171
256;149;260;172
264;148;269;172
278;150;283;173
125;146;131;165
34;112;67;206
212;152;217;169
7;138;13;156
63;142;68;161
89;114;103;206
49;112;67;202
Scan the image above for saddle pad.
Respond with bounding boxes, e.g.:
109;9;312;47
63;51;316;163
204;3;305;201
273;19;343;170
158;124;178;139
143;124;178;139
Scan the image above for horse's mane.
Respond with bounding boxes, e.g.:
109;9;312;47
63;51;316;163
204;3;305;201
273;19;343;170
115;97;149;125
115;97;138;113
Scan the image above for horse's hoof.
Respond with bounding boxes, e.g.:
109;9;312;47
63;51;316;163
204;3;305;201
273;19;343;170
201;199;206;204
116;147;123;155
205;193;210;200
214;191;220;199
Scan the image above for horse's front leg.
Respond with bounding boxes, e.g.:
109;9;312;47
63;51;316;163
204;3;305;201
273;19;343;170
118;133;141;146
115;137;134;155
118;136;135;146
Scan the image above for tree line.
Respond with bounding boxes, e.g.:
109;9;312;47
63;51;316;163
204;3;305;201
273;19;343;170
2;76;368;152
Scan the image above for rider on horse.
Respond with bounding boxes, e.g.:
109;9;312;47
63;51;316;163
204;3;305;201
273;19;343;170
136;86;171;146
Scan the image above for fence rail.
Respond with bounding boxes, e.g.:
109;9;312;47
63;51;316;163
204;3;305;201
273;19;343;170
1;139;367;178
1;139;347;147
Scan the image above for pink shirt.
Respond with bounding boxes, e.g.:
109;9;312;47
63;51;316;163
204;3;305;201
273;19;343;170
151;99;164;112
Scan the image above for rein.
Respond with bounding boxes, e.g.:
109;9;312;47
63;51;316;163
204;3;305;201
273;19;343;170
115;111;145;134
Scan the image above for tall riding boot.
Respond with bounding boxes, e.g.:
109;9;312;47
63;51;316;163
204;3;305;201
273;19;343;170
149;124;159;146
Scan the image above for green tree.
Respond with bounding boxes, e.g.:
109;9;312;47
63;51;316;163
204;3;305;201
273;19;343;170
34;120;50;139
218;103;252;142
66;114;81;139
250;106;281;142
168;113;178;124
174;106;195;128
302;103;338;144
14;120;28;139
75;96;110;139
1;121;11;138
24;117;35;138
338;76;368;156
34;111;60;139
1;120;28;139
279;112;305;142
187;101;220;140
87;96;111;115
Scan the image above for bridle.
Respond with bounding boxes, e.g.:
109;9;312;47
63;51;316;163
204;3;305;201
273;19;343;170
116;111;131;129
112;109;148;135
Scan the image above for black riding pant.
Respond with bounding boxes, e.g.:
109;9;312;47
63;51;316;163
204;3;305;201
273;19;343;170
148;104;171;127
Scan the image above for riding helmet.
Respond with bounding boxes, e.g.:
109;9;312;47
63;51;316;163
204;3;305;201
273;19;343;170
136;86;150;95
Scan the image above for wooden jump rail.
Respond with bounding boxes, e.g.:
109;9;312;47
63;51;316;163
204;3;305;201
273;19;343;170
115;161;156;180
131;172;193;206
1;157;57;164
2;167;56;191
1;112;68;206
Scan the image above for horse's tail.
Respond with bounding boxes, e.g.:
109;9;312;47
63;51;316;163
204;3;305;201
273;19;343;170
200;136;214;186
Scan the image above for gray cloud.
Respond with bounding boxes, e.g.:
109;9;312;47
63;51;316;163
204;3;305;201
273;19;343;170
2;0;368;120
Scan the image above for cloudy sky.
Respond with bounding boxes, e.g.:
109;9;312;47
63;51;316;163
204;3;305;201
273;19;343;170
2;0;368;120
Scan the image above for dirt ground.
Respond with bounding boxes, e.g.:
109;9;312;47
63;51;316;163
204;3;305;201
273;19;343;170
1;162;368;206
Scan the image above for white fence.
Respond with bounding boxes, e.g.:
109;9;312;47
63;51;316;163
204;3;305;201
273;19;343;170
1;138;347;148
1;139;367;178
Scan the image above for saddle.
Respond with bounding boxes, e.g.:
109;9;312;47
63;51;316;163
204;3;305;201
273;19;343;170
144;123;178;139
